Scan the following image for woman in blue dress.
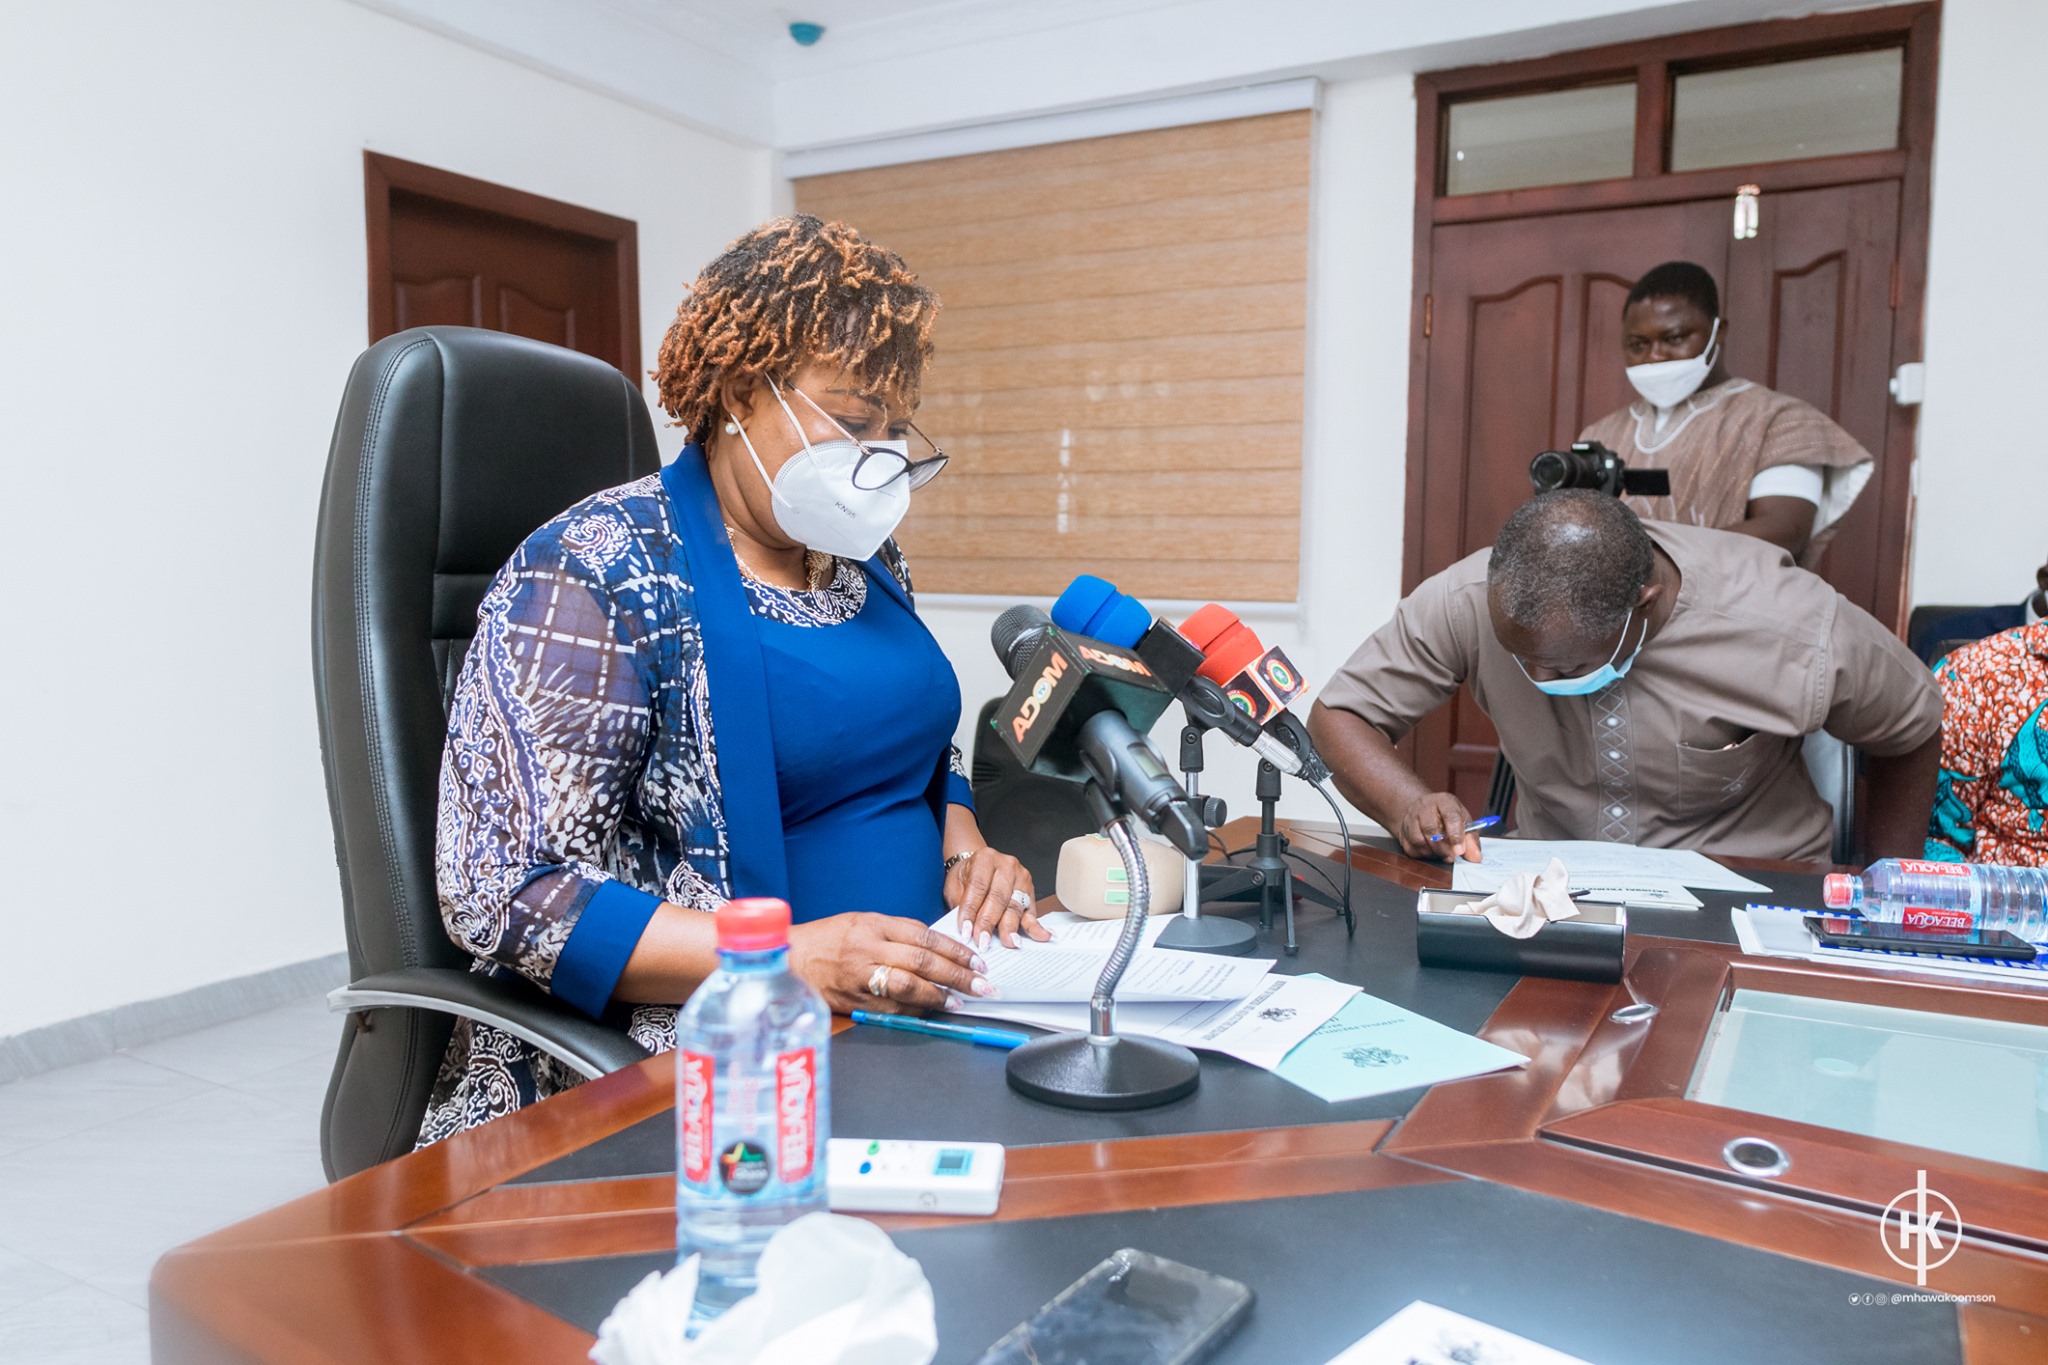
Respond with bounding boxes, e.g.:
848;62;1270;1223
423;216;1046;1143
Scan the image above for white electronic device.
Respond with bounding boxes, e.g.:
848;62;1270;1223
825;1138;1005;1216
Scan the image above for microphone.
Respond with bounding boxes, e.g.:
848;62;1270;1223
989;606;1206;857
1050;576;1305;776
1178;605;1329;782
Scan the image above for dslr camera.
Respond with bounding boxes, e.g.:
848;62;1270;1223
1528;441;1671;499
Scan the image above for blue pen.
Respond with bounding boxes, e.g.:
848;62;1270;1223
850;1010;1032;1050
1429;814;1502;843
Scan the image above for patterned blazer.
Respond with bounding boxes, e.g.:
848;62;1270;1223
420;471;964;1145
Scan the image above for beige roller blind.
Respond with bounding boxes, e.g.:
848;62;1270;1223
793;110;1310;601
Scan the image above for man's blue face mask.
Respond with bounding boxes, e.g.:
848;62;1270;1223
1516;607;1645;697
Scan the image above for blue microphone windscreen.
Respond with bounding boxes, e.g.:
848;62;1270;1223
1050;575;1153;648
1050;575;1115;634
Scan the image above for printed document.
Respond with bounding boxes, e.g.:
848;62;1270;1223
1325;1301;1595;1365
1451;837;1767;909
1273;976;1527;1103
936;912;1273;1004
953;972;1357;1069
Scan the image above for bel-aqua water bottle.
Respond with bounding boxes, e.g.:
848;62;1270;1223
675;897;830;1324
1823;859;2048;939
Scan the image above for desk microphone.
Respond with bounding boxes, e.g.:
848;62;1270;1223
990;605;1206;858
1050;576;1304;776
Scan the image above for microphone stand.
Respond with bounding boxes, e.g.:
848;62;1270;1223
1004;807;1203;1111
1197;758;1343;957
1153;720;1259;956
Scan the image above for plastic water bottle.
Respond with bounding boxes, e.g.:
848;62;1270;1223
1823;859;2048;939
675;898;830;1324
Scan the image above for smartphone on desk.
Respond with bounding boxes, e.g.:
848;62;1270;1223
971;1248;1253;1365
1806;915;2038;962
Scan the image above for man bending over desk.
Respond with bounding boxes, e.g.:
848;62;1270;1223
1307;491;1941;863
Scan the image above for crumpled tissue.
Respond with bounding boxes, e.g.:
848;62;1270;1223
1454;857;1581;939
589;1212;937;1365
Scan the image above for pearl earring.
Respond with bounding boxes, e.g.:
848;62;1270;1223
723;419;740;435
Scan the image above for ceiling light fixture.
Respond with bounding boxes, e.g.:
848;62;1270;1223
788;21;825;46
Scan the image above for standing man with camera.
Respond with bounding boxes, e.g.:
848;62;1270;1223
1578;261;1874;565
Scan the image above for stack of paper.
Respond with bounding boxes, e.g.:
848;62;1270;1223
1452;838;1769;910
940;912;1353;1067
941;914;1274;1004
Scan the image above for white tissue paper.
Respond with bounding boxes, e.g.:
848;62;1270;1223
1455;856;1580;940
590;1212;937;1365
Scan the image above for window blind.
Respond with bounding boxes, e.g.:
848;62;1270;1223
793;110;1311;601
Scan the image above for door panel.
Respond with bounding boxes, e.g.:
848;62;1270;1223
1723;180;1901;616
383;191;622;372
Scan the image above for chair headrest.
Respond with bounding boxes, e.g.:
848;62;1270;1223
404;327;662;575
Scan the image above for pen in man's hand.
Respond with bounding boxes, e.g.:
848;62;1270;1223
1428;813;1502;844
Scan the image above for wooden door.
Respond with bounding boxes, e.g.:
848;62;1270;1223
364;153;640;377
1401;5;1940;801
1414;200;1729;814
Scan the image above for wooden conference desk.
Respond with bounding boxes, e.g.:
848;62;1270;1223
151;822;2048;1363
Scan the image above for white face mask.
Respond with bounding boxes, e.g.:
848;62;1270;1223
1626;317;1721;410
725;379;911;561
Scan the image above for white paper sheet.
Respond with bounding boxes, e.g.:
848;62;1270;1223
1451;837;1765;908
937;912;1274;1004
1325;1301;1595;1365
952;973;1357;1069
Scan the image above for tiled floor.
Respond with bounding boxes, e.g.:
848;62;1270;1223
0;993;339;1363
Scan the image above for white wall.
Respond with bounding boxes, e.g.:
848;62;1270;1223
1910;0;2048;605
0;0;769;1039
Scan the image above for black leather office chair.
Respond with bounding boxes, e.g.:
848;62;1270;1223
1908;602;2028;668
313;327;657;1179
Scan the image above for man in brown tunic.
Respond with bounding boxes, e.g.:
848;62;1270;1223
1578;261;1872;566
1307;492;1940;863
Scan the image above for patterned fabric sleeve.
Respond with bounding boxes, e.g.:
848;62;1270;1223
1926;651;1989;861
435;516;661;1001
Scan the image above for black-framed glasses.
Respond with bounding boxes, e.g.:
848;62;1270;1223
851;421;949;491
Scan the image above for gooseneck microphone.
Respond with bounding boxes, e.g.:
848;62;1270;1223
990;603;1207;1112
989;606;1206;858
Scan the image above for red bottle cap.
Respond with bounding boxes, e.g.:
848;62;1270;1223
718;898;791;951
1822;874;1853;909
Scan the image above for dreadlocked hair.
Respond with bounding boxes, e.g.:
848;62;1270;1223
655;215;939;446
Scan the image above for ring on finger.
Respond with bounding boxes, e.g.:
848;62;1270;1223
866;965;892;998
1010;889;1032;911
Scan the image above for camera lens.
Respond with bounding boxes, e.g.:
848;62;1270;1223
1529;451;1570;493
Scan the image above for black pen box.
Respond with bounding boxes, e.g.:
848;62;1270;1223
1414;889;1628;982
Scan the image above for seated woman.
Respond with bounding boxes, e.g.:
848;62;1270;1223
1925;554;2048;868
421;216;1045;1143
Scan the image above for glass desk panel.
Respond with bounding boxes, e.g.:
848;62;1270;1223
1688;988;2048;1172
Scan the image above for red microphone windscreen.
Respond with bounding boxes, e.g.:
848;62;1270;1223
1180;603;1263;685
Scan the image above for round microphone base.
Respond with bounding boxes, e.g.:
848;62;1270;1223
1005;1033;1200;1111
1154;915;1259;956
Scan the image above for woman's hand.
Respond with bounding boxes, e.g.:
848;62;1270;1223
946;847;1049;950
788;912;995;1015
